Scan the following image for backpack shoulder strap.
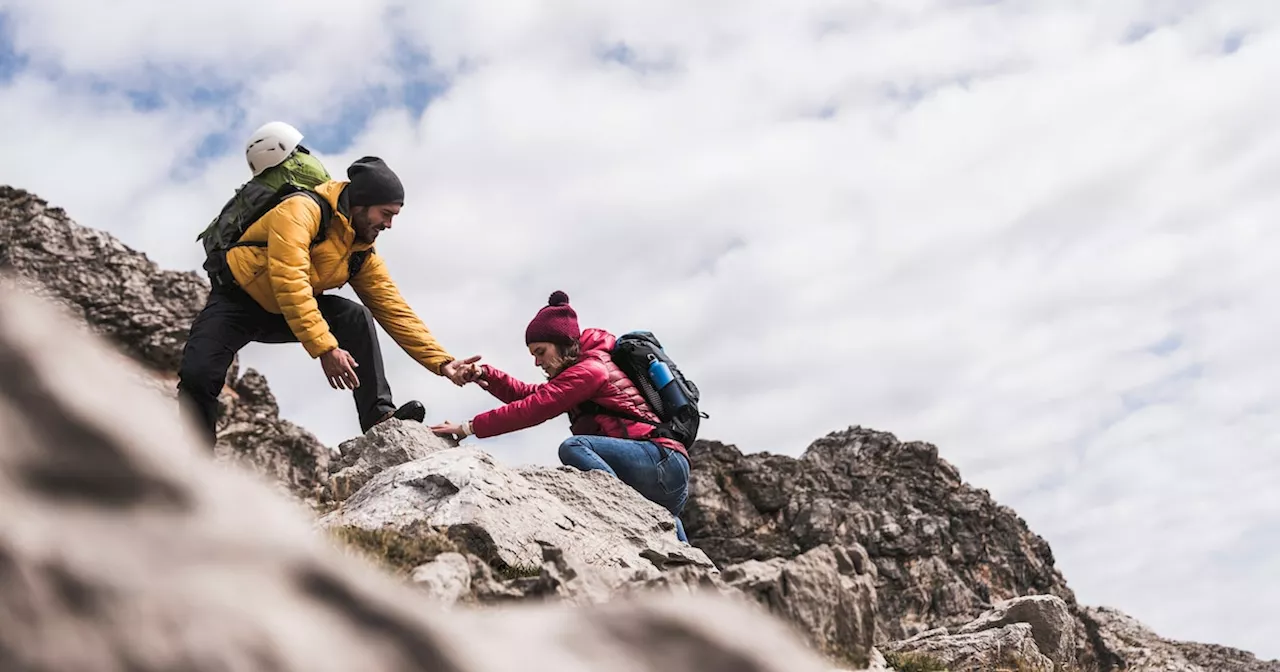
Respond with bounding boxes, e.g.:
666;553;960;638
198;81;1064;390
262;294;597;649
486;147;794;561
577;400;658;427
224;186;332;251
348;249;372;279
293;189;369;281
294;189;332;247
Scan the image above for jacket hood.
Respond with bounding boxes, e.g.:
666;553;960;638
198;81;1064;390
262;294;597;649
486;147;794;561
578;328;615;354
314;180;370;251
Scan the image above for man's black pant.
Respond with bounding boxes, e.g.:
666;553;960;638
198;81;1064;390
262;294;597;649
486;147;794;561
176;285;396;446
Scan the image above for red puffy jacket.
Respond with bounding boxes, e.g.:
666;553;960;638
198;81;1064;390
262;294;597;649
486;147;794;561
468;328;687;458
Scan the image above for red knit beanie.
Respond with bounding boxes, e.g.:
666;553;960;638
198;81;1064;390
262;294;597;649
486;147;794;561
525;291;580;346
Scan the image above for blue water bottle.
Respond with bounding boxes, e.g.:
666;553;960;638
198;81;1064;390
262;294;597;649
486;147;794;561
648;357;675;388
647;357;688;412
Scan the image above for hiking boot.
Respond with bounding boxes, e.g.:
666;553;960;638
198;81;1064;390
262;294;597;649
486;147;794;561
376;400;425;426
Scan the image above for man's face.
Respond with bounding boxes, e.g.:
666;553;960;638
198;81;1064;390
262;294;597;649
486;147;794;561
351;203;402;244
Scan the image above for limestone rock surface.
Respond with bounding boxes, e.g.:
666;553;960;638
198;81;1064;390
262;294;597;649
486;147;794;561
328;420;457;502
882;623;1053;672
723;544;878;668
319;447;713;572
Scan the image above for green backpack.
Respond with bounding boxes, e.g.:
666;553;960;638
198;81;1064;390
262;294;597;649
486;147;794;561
197;147;367;289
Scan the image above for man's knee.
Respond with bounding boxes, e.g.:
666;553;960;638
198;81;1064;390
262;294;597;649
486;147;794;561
177;340;230;398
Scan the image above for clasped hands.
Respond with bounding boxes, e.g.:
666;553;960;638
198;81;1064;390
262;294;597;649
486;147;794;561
440;355;488;389
432;355;488;440
319;352;487;391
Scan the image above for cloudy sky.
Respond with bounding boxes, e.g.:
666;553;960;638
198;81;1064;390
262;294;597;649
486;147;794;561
2;0;1277;659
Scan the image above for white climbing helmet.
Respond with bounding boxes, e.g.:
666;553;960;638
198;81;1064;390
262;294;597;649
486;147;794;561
244;121;305;176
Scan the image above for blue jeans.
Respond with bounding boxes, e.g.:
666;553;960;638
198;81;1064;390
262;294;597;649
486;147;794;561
558;435;690;542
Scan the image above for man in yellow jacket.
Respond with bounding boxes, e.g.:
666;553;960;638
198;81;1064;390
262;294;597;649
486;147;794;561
177;155;478;446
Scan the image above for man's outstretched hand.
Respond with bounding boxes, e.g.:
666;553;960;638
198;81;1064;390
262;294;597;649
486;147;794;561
320;348;360;390
441;355;483;387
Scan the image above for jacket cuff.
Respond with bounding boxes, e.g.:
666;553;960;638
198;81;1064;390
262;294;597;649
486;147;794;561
432;355;456;376
470;412;494;439
304;332;339;358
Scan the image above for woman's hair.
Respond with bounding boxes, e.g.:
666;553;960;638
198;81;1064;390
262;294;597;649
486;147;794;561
551;339;581;376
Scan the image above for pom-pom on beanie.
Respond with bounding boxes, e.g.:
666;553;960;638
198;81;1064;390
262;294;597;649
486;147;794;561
525;290;580;346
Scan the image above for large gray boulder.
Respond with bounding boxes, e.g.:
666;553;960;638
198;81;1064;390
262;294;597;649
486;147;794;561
319;446;714;572
877;594;1079;671
327;420;457;501
408;539;880;671
723;545;878;669
0;281;840;672
956;594;1077;666
882;623;1053;672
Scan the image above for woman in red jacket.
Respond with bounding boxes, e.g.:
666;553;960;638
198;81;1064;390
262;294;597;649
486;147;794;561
429;291;691;542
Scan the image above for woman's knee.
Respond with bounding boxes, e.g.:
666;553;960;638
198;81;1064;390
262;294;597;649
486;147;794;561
654;451;691;510
558;436;590;467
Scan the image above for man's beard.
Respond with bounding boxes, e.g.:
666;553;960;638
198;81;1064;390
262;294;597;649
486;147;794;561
352;213;377;244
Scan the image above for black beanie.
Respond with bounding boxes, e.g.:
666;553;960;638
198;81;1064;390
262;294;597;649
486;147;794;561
346;156;405;207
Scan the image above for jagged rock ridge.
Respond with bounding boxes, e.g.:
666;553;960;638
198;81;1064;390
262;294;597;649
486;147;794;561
682;429;1280;671
0;185;207;373
1084;607;1280;672
683;429;1076;642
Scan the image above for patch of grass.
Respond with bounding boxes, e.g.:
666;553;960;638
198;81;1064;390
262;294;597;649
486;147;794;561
329;524;459;576
884;651;949;672
492;562;543;581
994;654;1039;672
827;650;871;671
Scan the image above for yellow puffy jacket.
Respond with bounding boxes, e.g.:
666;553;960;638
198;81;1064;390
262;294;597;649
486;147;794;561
225;180;455;374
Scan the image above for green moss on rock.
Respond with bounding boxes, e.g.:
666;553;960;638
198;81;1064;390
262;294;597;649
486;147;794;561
329;524;459;575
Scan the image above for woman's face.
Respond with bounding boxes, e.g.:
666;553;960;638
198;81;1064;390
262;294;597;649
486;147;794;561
529;341;565;379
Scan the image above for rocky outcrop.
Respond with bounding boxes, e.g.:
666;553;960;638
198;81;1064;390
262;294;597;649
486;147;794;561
684;431;1280;671
884;623;1053;672
407;538;880;669
722;544;878;668
0;282;840;672
955;594;1078;666
0;185;336;507
0;186;208;373
1177;641;1280;672
328;420;457;501
684;430;1076;646
1084;606;1280;672
881;595;1077;671
217;368;334;507
431;540;737;608
319;445;713;572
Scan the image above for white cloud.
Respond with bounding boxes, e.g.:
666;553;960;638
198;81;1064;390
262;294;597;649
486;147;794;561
2;0;1279;660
